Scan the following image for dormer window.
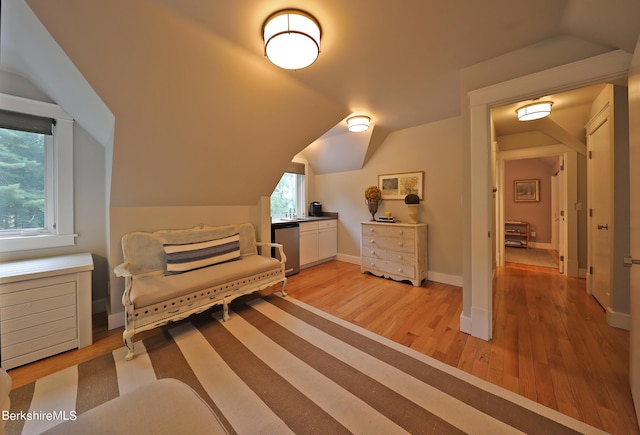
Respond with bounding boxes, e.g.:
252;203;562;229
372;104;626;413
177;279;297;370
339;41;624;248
0;94;76;252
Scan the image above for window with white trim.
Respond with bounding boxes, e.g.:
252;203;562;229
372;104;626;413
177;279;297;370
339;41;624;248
270;160;306;217
0;93;75;252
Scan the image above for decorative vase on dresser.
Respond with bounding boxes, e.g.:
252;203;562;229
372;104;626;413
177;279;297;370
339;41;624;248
360;222;428;287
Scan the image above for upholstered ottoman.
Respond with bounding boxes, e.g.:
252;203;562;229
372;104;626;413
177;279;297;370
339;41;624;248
43;378;227;434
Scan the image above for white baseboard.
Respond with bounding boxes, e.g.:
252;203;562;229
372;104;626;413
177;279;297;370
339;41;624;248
92;298;107;314
470;306;492;340
460;308;492;340
460;313;472;335
607;307;630;330
339;255;463;287
335;253;360;265
108;309;125;330
428;271;463;287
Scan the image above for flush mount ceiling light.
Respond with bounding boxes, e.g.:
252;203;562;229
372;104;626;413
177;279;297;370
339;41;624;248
263;9;321;70
516;101;553;121
347;115;371;132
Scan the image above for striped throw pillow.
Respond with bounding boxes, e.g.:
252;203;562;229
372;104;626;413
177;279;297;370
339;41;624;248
164;233;241;274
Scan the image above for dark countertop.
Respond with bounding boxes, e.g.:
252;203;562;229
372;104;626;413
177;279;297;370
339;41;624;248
271;212;338;226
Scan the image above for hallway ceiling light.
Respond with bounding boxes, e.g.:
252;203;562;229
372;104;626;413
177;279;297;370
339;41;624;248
347;115;371;132
516;101;553;121
263;9;321;70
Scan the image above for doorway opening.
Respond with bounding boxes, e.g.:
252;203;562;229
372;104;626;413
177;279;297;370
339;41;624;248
500;155;564;272
465;49;630;340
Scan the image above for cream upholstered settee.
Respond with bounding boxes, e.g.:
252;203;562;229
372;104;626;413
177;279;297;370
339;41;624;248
114;222;287;360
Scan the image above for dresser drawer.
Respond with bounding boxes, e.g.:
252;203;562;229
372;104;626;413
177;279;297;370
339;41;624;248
362;235;414;253
361;224;415;240
362;258;415;279
362;247;415;266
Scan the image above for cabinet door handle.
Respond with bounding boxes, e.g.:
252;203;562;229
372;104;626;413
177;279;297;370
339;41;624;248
597;224;609;230
370;228;375;232
370;262;375;267
397;268;403;273
371;240;375;244
399;231;403;235
398;255;403;260
398;242;404;247
370;250;375;255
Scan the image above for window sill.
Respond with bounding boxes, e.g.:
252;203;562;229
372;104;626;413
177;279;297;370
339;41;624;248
0;233;78;253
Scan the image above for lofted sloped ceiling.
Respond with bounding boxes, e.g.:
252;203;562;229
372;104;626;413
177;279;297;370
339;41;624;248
4;0;640;206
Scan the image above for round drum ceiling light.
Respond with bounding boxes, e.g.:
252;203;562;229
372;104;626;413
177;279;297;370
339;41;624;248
516;101;553;121
347;115;371;132
263;10;321;70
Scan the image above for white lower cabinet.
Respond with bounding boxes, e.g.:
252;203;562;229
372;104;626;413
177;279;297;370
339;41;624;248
300;219;337;267
300;224;319;266
318;225;338;260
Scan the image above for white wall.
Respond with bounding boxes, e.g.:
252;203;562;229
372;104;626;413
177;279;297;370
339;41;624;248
309;116;464;285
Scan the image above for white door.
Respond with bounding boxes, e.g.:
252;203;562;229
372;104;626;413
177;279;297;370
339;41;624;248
551;161;566;274
587;112;612;309
627;38;640;428
551;162;566;273
559;161;566;274
551;173;559;250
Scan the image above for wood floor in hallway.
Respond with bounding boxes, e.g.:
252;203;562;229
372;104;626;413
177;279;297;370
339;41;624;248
285;260;638;435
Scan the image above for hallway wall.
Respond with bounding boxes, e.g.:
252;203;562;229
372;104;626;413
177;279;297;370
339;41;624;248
504;158;556;245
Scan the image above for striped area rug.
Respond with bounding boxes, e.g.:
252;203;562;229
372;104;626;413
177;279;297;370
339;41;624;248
8;296;603;434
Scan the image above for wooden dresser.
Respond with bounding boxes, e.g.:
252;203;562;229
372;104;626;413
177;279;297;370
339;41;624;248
360;222;427;286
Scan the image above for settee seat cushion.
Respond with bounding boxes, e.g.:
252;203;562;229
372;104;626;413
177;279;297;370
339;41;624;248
130;254;281;308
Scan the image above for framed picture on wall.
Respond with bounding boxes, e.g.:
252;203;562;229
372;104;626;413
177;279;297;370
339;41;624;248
378;171;424;200
514;179;539;202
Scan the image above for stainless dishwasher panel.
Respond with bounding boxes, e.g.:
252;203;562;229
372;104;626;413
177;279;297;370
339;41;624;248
271;222;300;276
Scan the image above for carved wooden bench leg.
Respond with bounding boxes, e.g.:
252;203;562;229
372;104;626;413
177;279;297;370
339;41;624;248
123;330;135;361
223;298;230;321
280;280;287;297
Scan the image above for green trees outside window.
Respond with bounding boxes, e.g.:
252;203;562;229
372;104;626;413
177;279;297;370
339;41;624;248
0;128;45;230
270;172;298;216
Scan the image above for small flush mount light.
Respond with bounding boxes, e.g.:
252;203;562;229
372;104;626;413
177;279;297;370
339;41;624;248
263;9;321;70
516;101;553;121
347;115;371;132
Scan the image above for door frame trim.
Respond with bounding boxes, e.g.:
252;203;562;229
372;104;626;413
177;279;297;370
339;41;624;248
464;49;631;340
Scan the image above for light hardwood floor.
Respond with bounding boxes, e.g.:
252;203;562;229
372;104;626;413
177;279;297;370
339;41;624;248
8;260;639;434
